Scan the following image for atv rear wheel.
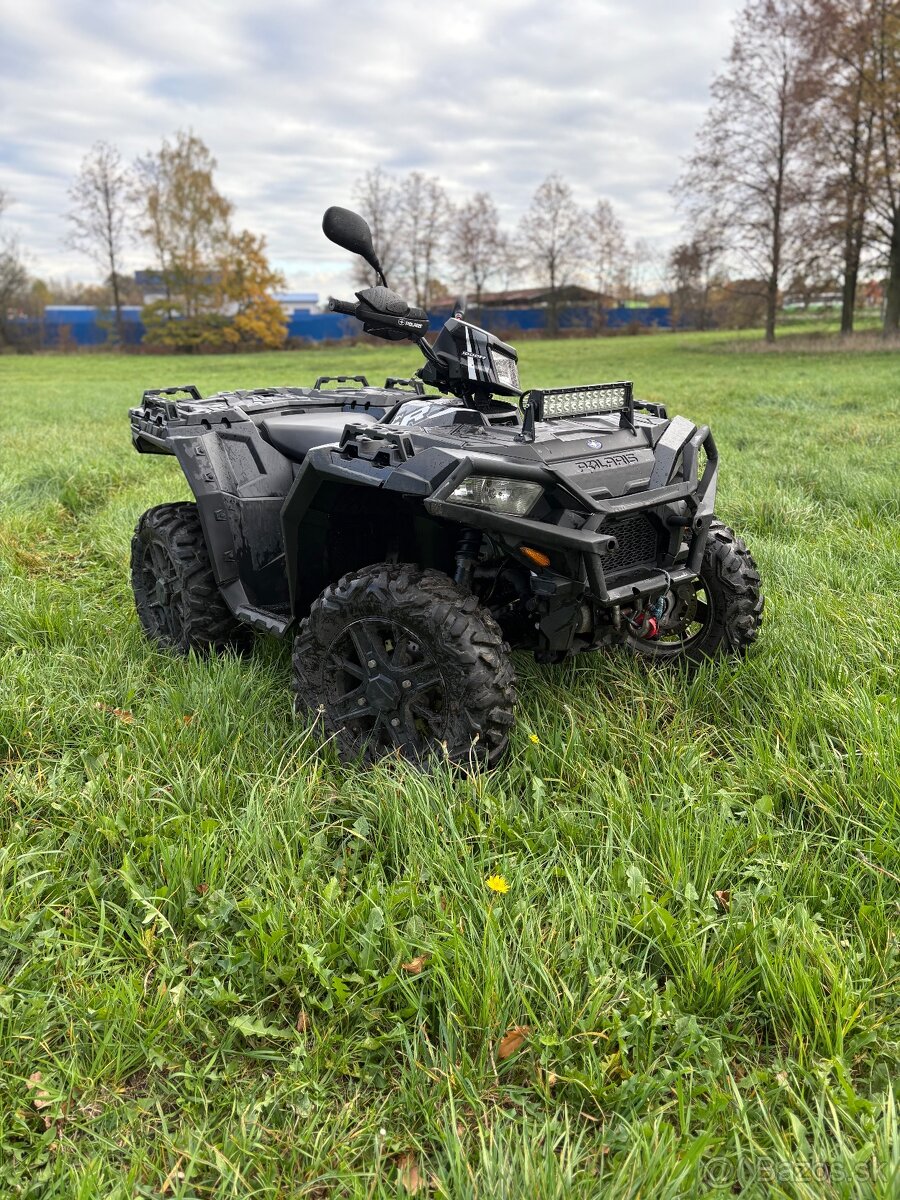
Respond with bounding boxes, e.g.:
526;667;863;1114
625;518;763;665
131;502;252;655
293;563;516;767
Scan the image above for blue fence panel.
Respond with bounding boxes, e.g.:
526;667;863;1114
41;306;144;347
12;303;672;347
429;305;671;334
604;306;671;329
287;311;357;341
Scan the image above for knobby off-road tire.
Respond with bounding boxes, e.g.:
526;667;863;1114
627;518;763;665
131;502;252;655
293;563;516;767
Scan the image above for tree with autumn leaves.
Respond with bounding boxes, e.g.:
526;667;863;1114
78;131;287;351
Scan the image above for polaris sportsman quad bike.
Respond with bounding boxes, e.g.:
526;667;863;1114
129;205;763;766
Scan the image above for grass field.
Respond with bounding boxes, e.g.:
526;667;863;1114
1;331;898;1198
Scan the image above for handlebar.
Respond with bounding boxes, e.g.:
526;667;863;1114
329;298;359;316
327;292;430;342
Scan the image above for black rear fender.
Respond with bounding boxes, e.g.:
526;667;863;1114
169;424;295;627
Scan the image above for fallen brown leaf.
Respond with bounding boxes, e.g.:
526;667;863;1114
26;1072;51;1110
195;883;209;895
497;1025;531;1060
96;702;133;723
160;1156;186;1195
296;1010;310;1033
714;889;731;912
397;1152;424;1195
400;954;430;975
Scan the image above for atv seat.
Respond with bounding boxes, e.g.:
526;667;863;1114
260;411;379;461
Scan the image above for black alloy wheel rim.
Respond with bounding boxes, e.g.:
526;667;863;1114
142;540;180;640
325;618;446;757
652;577;714;648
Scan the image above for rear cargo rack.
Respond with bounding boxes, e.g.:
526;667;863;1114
141;384;202;417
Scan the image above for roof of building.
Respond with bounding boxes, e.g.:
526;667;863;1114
272;291;319;303
430;285;613;309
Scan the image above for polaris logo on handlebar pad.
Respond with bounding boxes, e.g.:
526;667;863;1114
575;452;640;472
398;318;426;329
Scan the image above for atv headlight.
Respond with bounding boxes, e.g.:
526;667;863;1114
490;347;520;391
448;475;542;515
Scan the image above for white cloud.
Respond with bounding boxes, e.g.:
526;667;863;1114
0;0;740;294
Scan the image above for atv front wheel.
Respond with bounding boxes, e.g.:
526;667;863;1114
293;563;516;767
625;518;763;665
131;502;252;655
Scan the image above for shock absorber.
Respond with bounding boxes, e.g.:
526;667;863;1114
454;528;481;591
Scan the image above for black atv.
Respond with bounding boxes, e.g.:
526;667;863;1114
129;206;763;766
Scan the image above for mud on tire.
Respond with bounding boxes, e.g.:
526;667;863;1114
131;502;253;655
293;563;516;767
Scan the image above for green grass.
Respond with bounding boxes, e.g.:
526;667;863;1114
1;331;898;1198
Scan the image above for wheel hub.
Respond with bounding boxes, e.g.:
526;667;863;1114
364;673;401;712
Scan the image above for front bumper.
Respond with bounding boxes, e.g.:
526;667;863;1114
426;420;718;607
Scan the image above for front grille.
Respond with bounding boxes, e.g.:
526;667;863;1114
603;513;661;573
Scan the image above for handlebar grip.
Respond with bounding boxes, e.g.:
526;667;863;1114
329;298;359;317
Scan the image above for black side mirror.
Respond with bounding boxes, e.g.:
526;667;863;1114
322;207;384;282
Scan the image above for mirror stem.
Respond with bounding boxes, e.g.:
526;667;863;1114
417;337;438;366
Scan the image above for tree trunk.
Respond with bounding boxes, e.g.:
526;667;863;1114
111;269;124;346
840;261;858;335
840;154;861;336
765;275;778;343
884;206;900;335
765;64;789;345
547;261;559;339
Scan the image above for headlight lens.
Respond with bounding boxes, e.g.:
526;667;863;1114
448;475;542;515
490;348;520;390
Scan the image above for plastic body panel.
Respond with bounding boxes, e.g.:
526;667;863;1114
130;378;719;656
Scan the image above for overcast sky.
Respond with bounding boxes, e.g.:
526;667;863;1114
0;0;741;296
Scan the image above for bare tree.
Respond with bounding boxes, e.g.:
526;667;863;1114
518;175;585;335
397;172;449;309
586;198;626;324
351;167;402;288
677;0;819;342
66;142;133;344
449;191;506;315
800;0;880;334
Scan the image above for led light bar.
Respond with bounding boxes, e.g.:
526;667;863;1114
532;381;634;421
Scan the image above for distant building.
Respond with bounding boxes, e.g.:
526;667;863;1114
134;270;169;304
430;285;614;310
783;291;841;311
271;291;319;316
860;280;884;308
133;269;222;305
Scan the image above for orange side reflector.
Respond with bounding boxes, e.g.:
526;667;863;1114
520;545;550;568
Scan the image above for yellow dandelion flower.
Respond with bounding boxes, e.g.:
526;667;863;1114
486;874;510;894
529;733;540;745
